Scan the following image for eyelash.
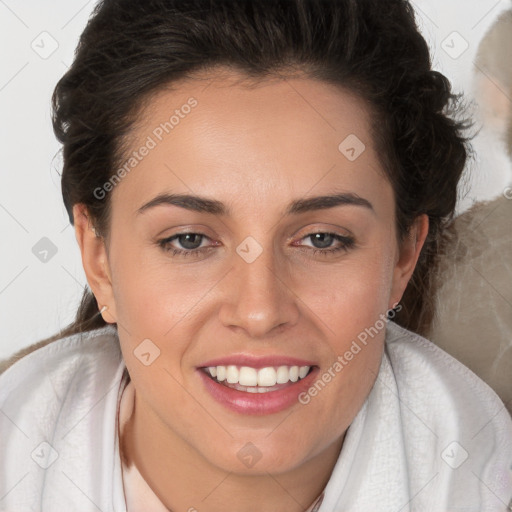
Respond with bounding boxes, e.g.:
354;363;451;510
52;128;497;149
157;231;355;258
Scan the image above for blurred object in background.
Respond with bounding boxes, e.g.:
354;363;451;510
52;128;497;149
430;196;512;415
473;9;512;158
429;9;512;415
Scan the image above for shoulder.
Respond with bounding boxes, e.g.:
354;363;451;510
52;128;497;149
0;324;122;404
385;322;512;510
384;320;512;502
384;320;510;420
0;325;128;509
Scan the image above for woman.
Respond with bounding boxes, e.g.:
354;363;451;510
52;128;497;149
1;0;511;510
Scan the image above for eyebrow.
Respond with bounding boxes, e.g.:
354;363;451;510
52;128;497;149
136;191;374;217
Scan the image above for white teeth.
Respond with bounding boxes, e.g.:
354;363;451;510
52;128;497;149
205;364;311;387
257;367;277;387
239;367;258;386
276;365;290;384
299;366;309;379
216;366;226;382
226;365;239;384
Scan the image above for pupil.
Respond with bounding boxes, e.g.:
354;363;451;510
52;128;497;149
179;234;201;249
312;233;332;249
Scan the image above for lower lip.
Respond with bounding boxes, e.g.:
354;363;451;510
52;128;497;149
197;368;319;415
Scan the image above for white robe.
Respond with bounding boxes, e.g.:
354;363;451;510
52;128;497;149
0;321;511;511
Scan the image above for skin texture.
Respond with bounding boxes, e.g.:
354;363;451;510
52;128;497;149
73;69;428;512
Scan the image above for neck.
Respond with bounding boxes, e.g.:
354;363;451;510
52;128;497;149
120;388;345;512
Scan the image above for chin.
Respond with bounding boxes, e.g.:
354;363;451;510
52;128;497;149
198;434;319;476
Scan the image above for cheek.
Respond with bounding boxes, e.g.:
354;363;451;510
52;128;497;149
297;255;393;435
109;235;210;333
111;228;397;350
297;248;396;333
107;240;209;386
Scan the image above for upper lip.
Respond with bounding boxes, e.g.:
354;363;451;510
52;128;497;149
198;354;317;369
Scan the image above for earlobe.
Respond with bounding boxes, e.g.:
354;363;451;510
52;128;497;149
72;203;117;323
389;214;429;309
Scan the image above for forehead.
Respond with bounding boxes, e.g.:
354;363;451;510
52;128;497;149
110;69;391;219
131;69;374;146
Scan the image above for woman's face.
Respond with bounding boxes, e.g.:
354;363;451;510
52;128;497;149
75;69;426;477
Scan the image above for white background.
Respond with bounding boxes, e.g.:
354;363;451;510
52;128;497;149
1;0;511;359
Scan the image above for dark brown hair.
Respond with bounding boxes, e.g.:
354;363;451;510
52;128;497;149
1;0;474;372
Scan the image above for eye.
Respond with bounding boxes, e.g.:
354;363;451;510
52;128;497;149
158;232;215;258
157;230;355;259
294;232;355;256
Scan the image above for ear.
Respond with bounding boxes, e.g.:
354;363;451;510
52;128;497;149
73;203;117;323
388;214;429;309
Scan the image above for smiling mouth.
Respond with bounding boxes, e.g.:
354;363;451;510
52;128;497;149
201;364;314;394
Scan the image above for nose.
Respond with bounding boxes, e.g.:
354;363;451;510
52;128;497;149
218;241;300;339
